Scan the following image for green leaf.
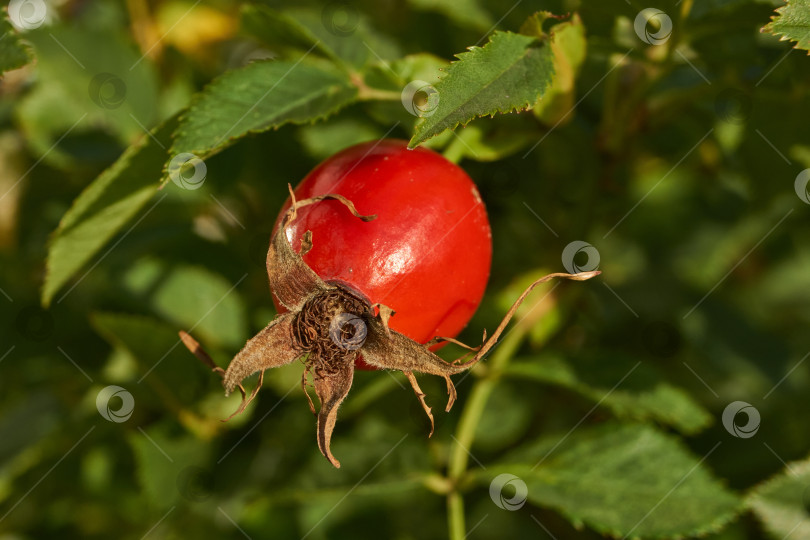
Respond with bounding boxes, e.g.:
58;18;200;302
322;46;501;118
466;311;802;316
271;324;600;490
747;455;810;540
169;59;358;163
503;353;712;434
121;258;247;349
486;423;741;538
42;117;177;306
0;17;32;74
762;0;810;52
408;31;555;147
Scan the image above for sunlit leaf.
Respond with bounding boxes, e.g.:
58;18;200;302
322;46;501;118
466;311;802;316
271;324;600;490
486;423;741;538
408;30;555;147
169;59;357;164
762;0;810;52
747;455;810;540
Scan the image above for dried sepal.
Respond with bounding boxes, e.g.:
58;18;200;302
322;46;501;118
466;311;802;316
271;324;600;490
300;230;314;257
464;271;601;364
313;360;355;468
404;371;434;436
179;330;250;414
362;270;600;415
267;185;376;311
371;303;396;338
302;363;316;415
222;312;300;395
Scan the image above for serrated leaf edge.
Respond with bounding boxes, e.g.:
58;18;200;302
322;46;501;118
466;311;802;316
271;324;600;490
761;1;810;55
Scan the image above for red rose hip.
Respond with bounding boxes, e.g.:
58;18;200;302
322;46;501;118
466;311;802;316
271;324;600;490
181;141;601;468
276;139;492;366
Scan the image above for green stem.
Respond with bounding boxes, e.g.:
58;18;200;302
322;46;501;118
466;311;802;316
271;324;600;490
351;71;402;102
447;491;466;540
444;323;531;540
357;87;402;101
448;326;528;480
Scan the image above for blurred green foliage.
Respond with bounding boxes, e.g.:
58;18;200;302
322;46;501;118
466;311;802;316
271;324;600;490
1;0;810;539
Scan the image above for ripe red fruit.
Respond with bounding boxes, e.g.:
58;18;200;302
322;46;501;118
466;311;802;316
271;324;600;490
275;139;492;368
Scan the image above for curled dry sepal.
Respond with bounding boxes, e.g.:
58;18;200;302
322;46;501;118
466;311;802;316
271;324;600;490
181;186;600;468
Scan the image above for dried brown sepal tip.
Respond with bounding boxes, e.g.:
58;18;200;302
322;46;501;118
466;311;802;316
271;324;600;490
186;186;600;468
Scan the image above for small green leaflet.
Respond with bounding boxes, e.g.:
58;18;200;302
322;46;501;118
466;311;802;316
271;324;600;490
408;31;555;147
747;454;810;539
762;0;810;52
169;59;358;167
